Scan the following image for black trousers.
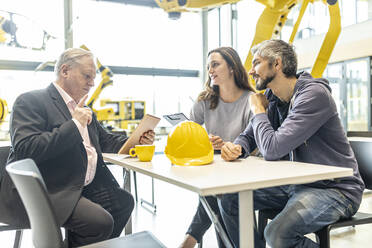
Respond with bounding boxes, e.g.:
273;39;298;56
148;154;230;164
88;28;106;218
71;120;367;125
186;196;230;248
64;185;134;247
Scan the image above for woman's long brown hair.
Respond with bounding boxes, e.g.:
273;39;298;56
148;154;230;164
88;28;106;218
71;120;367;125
198;47;255;109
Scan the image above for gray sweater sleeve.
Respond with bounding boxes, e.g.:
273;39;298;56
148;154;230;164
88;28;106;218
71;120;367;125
252;83;333;161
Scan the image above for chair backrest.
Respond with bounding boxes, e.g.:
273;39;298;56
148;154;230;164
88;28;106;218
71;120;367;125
6;159;64;248
350;140;372;190
0;146;11;182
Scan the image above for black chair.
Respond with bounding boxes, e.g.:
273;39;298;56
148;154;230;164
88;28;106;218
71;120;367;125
258;139;372;248
316;139;372;248
6;158;166;248
0;146;23;248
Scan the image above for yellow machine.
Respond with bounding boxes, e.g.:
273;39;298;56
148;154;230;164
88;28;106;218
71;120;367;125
99;99;146;131
0;98;8;127
155;0;340;80
155;0;241;11
80;45;146;132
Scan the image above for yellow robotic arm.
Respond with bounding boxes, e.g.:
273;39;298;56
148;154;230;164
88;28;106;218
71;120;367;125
310;1;340;77
79;45;145;132
156;0;340;80
86;59;114;109
245;0;340;79
80;45;115;121
154;0;241;12
244;0;297;76
0;16;7;43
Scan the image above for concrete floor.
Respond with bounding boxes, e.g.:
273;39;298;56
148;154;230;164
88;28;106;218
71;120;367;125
1;163;372;248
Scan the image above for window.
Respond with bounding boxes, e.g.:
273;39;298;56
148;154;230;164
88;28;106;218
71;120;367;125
1;1;203;134
280;0;372;41
0;0;64;61
236;0;264;59
322;58;371;131
73;0;202;70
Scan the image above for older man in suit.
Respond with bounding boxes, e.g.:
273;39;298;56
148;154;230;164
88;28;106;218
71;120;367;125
0;48;155;247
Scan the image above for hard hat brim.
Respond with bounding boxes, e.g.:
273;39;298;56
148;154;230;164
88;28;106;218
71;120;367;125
165;149;214;166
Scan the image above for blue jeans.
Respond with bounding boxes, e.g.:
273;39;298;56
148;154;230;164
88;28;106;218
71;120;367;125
219;185;358;248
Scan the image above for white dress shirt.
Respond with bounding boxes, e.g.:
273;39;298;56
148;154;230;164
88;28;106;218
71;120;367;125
53;83;98;186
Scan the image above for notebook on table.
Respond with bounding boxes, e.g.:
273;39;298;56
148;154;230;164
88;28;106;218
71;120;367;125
118;114;160;154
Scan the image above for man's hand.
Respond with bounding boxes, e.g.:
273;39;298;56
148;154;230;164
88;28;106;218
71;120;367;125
249;93;269;115
139;130;155;145
209;134;224;150
221;142;242;161
72;95;92;127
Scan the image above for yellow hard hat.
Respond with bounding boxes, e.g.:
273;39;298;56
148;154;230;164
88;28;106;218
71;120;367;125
164;121;214;166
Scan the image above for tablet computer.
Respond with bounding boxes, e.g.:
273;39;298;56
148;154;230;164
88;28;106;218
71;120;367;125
118;114;160;154
163;113;189;126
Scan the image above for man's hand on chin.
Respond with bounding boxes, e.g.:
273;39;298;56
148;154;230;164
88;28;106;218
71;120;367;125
249;93;268;115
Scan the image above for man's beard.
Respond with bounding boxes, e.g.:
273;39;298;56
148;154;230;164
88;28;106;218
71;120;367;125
255;72;275;91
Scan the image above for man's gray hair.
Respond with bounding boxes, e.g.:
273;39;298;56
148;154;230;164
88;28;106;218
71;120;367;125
54;48;94;76
251;39;297;78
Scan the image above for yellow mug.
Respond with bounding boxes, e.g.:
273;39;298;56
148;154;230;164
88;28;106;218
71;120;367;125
129;145;155;162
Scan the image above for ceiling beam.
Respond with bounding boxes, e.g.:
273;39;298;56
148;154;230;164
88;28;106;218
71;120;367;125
0;60;199;77
94;0;159;8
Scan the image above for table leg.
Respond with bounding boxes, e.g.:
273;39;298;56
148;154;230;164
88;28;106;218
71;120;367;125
133;171;138;202
200;196;233;248
140;177;157;214
239;190;254;248
123;168;133;235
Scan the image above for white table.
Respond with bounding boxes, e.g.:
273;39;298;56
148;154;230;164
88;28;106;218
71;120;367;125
103;153;353;248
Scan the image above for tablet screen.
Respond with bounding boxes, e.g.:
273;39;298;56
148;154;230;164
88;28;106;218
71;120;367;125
163;113;189;126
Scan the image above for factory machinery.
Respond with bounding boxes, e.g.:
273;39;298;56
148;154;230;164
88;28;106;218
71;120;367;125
155;0;340;80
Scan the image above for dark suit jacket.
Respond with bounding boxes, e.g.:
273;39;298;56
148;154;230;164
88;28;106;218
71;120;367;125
0;83;128;227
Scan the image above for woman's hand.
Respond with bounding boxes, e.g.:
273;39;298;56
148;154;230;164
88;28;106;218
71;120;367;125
209;134;224;150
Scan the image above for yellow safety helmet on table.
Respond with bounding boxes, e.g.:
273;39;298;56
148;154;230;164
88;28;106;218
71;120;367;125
164;121;213;166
